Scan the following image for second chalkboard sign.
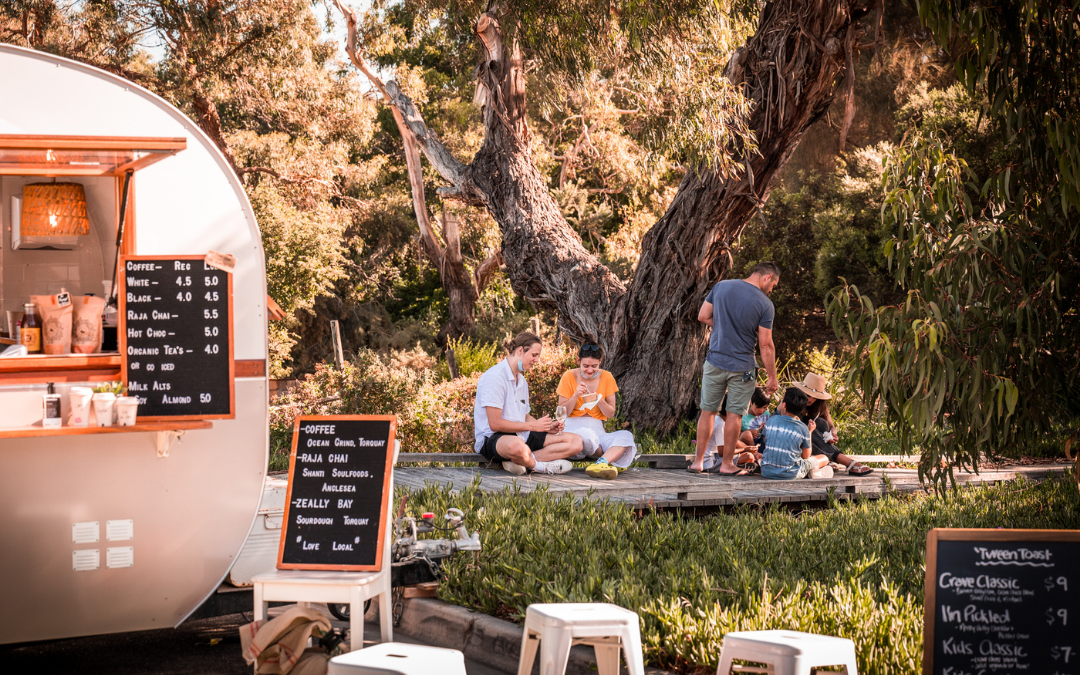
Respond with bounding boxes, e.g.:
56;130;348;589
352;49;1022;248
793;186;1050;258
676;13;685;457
924;528;1080;675
119;255;234;420
277;416;396;571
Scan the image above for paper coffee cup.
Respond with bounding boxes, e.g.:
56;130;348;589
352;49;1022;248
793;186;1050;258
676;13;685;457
116;396;139;427
92;392;116;427
68;387;94;427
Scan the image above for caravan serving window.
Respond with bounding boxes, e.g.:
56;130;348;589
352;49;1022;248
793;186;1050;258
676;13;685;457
0;135;186;384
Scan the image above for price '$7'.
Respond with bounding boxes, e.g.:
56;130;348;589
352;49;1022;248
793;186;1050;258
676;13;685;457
1050;645;1072;664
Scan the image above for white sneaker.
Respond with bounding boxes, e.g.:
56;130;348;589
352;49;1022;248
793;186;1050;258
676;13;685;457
502;461;527;476
536;459;573;475
809;466;834;479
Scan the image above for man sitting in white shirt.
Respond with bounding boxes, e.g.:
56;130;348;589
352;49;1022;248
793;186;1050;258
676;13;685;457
473;332;584;475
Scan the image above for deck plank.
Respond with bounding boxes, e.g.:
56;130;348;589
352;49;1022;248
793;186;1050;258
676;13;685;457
390;463;1067;508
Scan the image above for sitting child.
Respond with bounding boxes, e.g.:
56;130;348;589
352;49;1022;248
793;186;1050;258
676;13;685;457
759;387;831;480
739;387;772;447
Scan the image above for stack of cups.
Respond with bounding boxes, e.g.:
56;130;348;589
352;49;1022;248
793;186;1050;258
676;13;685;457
68;387;94;427
92;392;116;427
116;396;140;427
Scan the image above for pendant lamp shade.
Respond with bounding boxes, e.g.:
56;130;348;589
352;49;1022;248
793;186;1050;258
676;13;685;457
20;182;90;236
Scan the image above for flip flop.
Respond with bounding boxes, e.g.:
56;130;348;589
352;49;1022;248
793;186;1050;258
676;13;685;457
686;466;706;474
707;466;751;476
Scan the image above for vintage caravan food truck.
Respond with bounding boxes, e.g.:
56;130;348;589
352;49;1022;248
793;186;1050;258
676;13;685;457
0;44;269;643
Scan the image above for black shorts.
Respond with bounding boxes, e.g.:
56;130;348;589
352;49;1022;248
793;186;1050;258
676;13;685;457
479;431;547;461
807;417;842;462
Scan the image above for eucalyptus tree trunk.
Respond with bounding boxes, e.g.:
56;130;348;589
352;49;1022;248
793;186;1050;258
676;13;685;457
607;2;870;429
336;0;874;431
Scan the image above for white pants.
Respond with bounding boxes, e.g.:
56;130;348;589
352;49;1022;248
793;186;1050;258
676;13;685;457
702;415;726;470
563;416;638;468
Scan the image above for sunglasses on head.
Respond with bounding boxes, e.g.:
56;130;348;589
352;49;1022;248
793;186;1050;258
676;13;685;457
581;344;601;353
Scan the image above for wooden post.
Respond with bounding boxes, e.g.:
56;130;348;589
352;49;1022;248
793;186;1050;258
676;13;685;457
330;320;345;369
530;316;540;336
445;348;460;379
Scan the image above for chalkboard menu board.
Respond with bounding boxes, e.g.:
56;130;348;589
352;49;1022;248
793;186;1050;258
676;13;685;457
924;528;1080;675
119;255;234;420
277;416;396;571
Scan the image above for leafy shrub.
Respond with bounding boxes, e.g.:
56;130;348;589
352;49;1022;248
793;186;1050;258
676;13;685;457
773;344;867;424
269;350;427;469
405;475;1080;674
436;336;500;381
270;340;578;467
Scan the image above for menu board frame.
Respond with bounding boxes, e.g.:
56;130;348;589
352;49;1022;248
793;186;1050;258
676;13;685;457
118;254;235;421
923;527;1080;674
276;415;396;572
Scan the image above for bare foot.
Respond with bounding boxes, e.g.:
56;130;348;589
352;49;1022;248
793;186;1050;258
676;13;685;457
711;462;746;475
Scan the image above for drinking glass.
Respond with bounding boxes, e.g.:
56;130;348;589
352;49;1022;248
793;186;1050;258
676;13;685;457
554;405;568;423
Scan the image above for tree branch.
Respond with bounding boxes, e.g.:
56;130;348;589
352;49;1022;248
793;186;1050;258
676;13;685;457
558;123;592;189
442;207;462;267
474;250;504;296
331;0;470;191
390;105;443;266
838;23;860;152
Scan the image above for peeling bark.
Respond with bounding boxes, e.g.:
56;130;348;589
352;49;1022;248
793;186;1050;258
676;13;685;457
334;0;876;431
607;1;874;430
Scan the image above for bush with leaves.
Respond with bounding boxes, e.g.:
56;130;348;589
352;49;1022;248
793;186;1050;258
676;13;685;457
403;475;1079;673
828;0;1080;488
270;340;578;468
269;350;427;468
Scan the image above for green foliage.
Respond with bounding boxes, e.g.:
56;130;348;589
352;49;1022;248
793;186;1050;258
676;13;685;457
92;380;126;396
828;2;1080;487
894;82;1003;187
828;127;1078;487
436;336;499;380
381;265;449;325
735;144;901;328
269;351;428;468
269;340;578;467
402;475;1080;673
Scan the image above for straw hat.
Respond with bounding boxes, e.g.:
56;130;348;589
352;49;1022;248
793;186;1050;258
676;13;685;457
791;372;832;400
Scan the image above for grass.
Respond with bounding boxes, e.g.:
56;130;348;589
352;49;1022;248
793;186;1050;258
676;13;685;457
401;474;1080;674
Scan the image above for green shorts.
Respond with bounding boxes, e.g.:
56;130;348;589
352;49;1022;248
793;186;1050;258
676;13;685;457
700;362;756;415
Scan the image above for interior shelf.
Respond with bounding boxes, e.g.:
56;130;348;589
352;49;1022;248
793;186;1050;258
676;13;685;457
0;419;212;439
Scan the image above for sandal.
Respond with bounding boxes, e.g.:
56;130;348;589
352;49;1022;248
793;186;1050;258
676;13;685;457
707;465;752;476
848;462;874;476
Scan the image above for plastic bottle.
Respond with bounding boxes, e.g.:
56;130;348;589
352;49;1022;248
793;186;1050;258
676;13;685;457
43;382;62;428
20;302;42;354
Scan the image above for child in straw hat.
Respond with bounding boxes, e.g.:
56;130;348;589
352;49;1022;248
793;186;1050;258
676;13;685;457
788;373;873;476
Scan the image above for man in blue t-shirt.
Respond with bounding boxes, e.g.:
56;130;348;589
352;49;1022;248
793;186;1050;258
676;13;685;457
690;261;781;475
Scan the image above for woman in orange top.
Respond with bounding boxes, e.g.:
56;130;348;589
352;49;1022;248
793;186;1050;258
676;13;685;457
556;343;638;479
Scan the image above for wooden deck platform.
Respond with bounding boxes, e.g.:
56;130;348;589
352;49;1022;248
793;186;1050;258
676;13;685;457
392;462;1069;509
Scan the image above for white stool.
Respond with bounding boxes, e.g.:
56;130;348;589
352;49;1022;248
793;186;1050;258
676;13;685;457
252;469;394;652
716;630;858;675
328;642;466;675
518;603;645;675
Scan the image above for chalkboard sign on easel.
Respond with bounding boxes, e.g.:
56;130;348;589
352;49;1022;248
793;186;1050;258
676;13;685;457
924;528;1080;675
277;416;396;571
119;255;234;419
